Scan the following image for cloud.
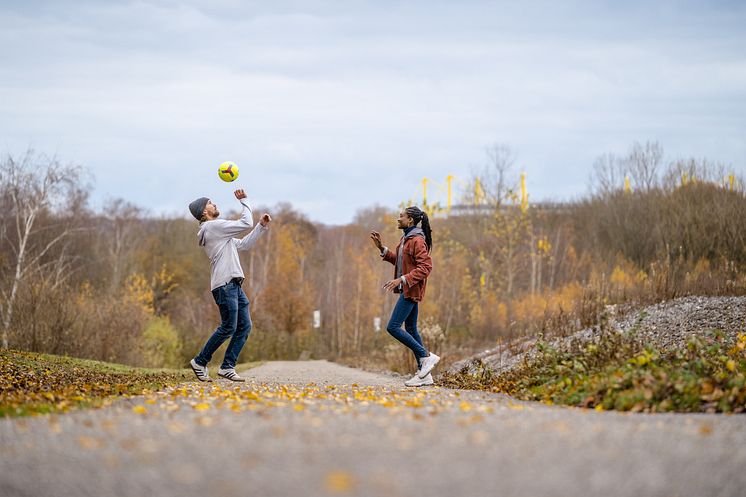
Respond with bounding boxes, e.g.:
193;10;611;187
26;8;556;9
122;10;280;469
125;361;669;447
1;0;745;223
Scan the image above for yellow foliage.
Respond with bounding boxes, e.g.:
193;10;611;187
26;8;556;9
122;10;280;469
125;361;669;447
258;223;316;334
126;273;154;312
507;282;584;329
609;258;647;294
124;265;179;315
610;266;640;289
537;236;551;254
547;282;583;314
512;293;548;324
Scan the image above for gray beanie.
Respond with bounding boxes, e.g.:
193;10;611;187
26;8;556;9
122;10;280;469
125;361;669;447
189;197;209;220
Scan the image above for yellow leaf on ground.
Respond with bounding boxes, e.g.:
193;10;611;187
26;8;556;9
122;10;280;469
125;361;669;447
193;403;211;411
324;471;356;494
132;406;147;414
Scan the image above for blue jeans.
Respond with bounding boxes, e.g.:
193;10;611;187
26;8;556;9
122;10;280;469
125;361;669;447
386;293;428;367
195;280;252;370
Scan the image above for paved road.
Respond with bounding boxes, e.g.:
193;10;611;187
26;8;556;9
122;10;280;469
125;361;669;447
1;360;744;497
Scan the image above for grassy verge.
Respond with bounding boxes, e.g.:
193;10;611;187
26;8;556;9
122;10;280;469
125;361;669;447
0;349;195;417
440;329;746;413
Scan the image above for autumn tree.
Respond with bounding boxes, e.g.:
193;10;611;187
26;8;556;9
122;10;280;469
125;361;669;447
256;212;317;335
0;151;87;349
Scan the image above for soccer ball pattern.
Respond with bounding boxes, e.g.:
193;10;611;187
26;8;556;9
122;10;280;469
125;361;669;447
218;161;239;182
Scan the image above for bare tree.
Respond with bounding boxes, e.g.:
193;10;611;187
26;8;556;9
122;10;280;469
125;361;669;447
471;144;516;206
663;157;731;191
626;141;663;192
0;151;84;349
590;152;627;196
102;198;143;294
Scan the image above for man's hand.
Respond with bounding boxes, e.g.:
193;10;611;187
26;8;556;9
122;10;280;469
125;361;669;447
234;189;247;200
382;278;402;293
370;231;384;251
260;213;272;227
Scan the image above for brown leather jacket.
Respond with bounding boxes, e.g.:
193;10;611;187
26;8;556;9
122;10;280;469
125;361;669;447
382;235;433;302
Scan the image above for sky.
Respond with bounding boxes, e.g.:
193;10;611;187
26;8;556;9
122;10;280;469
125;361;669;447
1;0;745;224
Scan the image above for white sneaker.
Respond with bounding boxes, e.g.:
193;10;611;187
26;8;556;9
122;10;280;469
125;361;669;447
405;372;434;387
217;368;246;382
418;353;440;378
189;359;212;382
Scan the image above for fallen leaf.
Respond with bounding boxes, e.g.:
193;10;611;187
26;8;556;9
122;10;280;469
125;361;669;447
324;471;357;494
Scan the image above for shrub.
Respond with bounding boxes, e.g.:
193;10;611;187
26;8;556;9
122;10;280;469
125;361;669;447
139;316;182;368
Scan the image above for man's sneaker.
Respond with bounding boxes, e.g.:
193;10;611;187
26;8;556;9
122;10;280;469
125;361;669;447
189;359;212;382
405;372;434;387
217;368;246;382
418;353;440;378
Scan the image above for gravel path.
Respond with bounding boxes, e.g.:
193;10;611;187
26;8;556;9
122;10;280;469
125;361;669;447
1;360;744;497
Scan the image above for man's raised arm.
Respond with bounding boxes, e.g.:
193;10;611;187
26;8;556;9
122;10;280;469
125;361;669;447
236;213;272;251
210;189;255;239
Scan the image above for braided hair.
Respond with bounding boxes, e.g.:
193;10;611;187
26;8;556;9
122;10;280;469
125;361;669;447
405;206;433;252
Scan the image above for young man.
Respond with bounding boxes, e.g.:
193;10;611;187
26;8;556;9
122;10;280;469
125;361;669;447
188;189;271;382
370;206;440;387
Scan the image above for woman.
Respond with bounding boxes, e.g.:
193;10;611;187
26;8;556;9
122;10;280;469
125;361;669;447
370;206;439;386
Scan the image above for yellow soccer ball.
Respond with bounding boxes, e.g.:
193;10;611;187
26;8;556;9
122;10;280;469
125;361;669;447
218;161;239;182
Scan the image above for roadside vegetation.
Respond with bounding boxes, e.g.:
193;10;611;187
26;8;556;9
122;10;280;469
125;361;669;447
441;326;746;413
0;348;192;417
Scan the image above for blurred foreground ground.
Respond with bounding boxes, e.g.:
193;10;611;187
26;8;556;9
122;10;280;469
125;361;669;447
1;360;744;497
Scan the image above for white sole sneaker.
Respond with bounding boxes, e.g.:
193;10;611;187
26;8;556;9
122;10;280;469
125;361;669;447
217;369;246;382
418;353;440;378
405;373;434;387
189;359;212;382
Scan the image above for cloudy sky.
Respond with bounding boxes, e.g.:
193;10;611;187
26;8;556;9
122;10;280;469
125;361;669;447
1;0;744;224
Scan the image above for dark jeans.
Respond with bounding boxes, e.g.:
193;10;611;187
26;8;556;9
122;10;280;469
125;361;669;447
195;279;252;370
386;293;428;367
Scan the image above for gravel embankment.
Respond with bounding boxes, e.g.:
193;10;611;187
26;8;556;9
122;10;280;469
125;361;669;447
450;296;746;374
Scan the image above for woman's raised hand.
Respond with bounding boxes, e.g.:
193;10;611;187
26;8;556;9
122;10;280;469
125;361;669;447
370;231;383;251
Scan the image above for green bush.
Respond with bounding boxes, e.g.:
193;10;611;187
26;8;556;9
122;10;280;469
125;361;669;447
140;316;182;368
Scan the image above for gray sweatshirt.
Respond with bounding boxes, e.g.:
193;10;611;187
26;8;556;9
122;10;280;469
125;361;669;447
197;199;268;290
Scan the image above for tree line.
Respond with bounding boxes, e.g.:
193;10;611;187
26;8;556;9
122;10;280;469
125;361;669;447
2;143;745;371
